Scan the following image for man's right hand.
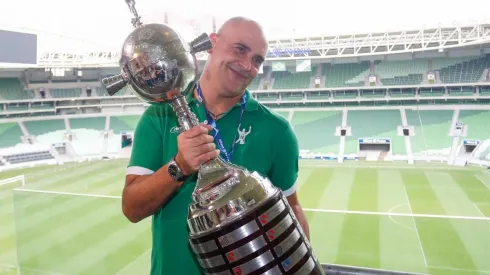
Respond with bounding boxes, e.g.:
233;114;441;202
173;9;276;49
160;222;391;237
175;124;220;175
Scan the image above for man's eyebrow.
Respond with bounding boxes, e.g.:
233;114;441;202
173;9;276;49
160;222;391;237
235;42;265;62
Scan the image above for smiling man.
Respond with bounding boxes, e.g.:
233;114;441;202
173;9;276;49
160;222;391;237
122;16;310;275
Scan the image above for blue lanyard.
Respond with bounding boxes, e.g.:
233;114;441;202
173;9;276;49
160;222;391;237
196;82;247;162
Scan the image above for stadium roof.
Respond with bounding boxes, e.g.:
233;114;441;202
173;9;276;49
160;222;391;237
2;0;490;55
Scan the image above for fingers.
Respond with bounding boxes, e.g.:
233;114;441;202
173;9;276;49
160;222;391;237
194;149;220;167
183;125;210;138
175;124;219;175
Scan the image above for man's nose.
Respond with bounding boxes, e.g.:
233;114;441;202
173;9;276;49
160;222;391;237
238;57;252;72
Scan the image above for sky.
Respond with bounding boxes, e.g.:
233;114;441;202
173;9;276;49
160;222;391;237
1;0;489;53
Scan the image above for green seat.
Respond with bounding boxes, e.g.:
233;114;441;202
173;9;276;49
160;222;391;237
24;120;65;136
405;110;453;155
458;110;490;140
70;117;106;131
344;110;405;155
0;122;23;148
290;111;342;154
110;115;142;134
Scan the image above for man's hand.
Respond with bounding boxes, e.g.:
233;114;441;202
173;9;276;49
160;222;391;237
175;124;220;175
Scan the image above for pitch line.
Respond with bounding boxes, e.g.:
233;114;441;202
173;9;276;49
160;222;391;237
403;186;428;267
473;203;490;225
303;208;490;221
12;188;122;199
387;203;414;231
475;174;490;191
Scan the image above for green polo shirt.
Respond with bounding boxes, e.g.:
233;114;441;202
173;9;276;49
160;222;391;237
127;81;299;275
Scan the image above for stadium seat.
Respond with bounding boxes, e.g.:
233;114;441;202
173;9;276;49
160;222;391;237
50;88;82;98
344;110;405;155
458;110;490;140
24;119;66;137
271;65;318;89
324;62;370;87
70;117;106;131
436;55;490;83
0;78;34;100
0;122;23;148
290;111;342;154
377;59;426;85
405;110;453;155
110;116;141;134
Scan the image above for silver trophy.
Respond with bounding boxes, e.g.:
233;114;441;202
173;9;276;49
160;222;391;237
102;1;325;274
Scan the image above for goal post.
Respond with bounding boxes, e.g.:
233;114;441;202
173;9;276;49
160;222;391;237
0;175;26;188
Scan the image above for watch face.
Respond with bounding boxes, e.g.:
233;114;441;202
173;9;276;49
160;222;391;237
168;163;178;176
168;162;182;179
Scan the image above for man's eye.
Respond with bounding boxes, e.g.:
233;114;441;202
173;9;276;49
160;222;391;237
236;47;245;53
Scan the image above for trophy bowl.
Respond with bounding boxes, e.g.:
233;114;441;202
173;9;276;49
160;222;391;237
101;20;211;104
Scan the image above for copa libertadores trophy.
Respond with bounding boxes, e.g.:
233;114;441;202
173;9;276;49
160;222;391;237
101;1;325;274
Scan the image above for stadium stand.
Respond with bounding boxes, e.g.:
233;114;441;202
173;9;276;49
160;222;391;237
271;65;317;89
0;78;34;100
437;55;490;83
1;52;490;168
69;117;106;131
50;88;82;98
377;59;426;85
0;122;23;148
323;62;370;87
344;110;405;155
458;110;490;140
0;143;56;166
70;129;104;156
109;115;141;134
24;119;65;137
405;110;453;155
290;111;342;154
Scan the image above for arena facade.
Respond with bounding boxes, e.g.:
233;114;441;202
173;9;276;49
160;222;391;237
1;23;490;170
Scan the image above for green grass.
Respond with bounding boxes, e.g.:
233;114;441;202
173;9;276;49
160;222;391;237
1;159;490;274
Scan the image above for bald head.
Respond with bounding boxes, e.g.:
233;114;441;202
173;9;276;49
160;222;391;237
217;17;267;43
201;16;268;98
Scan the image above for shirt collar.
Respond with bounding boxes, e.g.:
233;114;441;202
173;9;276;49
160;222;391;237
184;80;258;112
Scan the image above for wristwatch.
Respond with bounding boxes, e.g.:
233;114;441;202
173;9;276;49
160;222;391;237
167;157;188;182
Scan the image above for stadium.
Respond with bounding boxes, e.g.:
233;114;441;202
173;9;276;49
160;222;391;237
1;1;490;274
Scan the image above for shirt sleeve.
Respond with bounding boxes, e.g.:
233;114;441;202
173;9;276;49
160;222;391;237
126;106;164;176
267;121;300;197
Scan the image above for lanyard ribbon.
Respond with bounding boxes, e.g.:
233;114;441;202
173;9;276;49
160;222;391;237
196;82;247;162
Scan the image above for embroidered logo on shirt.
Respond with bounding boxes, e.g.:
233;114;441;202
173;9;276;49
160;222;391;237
235;126;251;145
170;126;180;134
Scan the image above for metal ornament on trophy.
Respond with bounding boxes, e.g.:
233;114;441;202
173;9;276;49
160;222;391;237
101;1;325;274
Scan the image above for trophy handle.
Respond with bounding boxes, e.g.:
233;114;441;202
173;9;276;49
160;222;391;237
189;33;212;54
101;73;129;96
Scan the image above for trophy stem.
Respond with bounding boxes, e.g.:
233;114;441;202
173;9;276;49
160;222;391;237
170;95;200;131
170;94;232;199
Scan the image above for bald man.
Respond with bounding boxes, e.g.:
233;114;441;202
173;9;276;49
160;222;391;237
122;17;310;275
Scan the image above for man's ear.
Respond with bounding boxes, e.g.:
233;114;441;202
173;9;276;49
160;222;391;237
207;33;219;54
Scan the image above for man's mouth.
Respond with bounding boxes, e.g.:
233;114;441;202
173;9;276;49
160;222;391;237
229;67;247;79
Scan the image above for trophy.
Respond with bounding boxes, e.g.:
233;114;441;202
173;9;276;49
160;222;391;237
102;1;325;274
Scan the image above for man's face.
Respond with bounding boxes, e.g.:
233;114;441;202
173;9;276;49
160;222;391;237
209;21;268;98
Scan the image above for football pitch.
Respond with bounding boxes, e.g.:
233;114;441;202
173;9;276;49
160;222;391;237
0;159;489;275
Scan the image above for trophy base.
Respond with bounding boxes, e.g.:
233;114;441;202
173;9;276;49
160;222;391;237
189;191;324;275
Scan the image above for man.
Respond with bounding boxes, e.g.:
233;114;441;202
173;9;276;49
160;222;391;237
122;16;310;275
